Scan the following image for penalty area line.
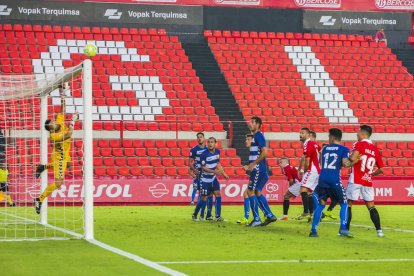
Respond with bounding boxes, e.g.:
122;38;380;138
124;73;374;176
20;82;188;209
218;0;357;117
87;239;187;276
0;211;186;276
157;258;414;265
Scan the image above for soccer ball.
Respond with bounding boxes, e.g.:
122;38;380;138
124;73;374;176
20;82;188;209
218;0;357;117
84;43;97;57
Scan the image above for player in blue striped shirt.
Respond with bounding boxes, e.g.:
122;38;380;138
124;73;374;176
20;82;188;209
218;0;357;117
189;132;212;220
309;128;353;238
192;137;229;221
189;132;207;206
243;116;277;227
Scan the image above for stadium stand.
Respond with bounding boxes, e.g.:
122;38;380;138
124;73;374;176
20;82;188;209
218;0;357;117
205;30;414;175
2;24;414;177
0;24;223;131
205;30;414;133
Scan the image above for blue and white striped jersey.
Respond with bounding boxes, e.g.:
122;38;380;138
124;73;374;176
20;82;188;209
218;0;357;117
189;145;207;176
249;131;268;174
200;148;220;183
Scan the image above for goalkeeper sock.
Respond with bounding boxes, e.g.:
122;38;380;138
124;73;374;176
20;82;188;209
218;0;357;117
39;183;57;202
0;191;4;201
6;194;13;205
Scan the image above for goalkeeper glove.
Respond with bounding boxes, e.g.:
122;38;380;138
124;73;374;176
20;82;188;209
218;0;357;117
69;113;79;128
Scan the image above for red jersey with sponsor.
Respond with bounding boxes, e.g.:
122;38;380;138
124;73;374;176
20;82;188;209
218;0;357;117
349;139;384;187
282;164;301;183
303;139;321;174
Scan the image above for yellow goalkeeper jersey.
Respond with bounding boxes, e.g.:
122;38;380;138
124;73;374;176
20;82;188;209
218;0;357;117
50;113;71;162
0;168;8;182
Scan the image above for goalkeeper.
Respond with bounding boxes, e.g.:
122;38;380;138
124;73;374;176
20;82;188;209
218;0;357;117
0;128;14;207
34;84;79;214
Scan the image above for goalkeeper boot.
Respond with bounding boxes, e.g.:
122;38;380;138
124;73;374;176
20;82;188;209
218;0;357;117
279;215;288;221
236;217;249;225
34;198;42;214
35;165;46;179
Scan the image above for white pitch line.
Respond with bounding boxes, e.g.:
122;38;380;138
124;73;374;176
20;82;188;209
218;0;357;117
88;239;187;276
321;221;414;234
157;258;414;265
1;211;186;276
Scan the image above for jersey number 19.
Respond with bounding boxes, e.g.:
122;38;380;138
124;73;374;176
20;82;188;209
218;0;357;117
360;155;375;174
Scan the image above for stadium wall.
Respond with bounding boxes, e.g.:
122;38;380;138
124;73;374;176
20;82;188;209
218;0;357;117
2;1;414;205
12;176;414;205
2;1;412;46
43;0;414;12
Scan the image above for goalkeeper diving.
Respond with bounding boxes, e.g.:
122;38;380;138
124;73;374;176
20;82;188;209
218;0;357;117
34;84;79;214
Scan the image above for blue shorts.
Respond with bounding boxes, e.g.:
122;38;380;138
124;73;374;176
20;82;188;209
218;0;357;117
200;178;220;196
314;183;347;204
248;170;268;191
192;177;201;191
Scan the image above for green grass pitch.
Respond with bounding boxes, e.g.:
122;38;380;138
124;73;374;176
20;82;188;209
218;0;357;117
2;205;414;275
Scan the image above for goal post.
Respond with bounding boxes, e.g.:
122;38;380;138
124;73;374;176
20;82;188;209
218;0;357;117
0;60;93;241
83;59;94;240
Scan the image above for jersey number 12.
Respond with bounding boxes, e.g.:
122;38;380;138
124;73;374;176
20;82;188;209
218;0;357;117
323;153;338;170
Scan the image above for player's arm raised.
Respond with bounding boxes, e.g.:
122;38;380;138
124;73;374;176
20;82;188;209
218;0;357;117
59;83;67;114
53;113;79;142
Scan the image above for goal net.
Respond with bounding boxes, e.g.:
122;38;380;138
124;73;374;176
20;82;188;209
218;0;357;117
0;60;93;241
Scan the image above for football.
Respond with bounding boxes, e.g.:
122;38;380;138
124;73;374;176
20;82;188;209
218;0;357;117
83;43;97;57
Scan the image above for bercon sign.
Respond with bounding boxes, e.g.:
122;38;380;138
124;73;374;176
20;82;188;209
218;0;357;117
294;0;341;8
375;0;414;10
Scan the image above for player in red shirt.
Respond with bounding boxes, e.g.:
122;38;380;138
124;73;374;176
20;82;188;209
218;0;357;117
345;125;385;237
296;127;320;220
279;157;301;220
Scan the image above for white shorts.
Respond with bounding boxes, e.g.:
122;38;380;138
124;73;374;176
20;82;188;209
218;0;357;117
287;181;301;197
300;171;319;192
346;182;375;202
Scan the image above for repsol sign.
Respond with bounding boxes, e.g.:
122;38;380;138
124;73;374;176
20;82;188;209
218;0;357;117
303;10;411;31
